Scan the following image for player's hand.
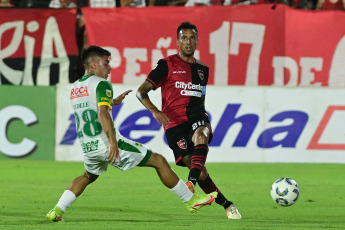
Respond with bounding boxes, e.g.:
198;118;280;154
152;109;170;127
107;144;121;165
113;90;132;105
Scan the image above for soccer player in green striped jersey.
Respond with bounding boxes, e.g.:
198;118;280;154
46;45;217;222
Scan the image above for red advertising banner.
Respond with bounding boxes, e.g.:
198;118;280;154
0;9;79;85
83;5;345;86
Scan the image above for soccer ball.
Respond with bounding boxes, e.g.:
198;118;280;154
270;177;300;206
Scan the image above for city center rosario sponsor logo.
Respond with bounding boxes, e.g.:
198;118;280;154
175;81;203;97
70;86;89;99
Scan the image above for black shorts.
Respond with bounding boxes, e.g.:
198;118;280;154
165;115;213;167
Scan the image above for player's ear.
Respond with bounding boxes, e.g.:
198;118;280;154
90;61;96;69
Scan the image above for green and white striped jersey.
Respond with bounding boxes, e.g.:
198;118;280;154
70;74;117;156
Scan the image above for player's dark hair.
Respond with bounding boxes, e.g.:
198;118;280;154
81;45;111;64
177;21;198;39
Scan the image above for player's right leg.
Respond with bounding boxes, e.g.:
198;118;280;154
46;171;99;222
143;152;217;213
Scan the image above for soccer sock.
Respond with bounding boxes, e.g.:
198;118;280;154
56;190;77;212
188;144;208;186
198;174;233;209
170;179;194;202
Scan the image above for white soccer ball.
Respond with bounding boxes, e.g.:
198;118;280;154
270;177;300;206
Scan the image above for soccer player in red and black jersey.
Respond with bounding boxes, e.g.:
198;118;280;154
137;21;241;219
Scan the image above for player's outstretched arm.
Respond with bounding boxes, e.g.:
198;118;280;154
136;81;170;127
113;89;132;105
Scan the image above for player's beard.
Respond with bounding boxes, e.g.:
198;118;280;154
181;49;195;58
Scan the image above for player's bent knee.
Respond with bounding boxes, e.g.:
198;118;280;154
182;155;192;168
146;152;169;168
84;171;98;184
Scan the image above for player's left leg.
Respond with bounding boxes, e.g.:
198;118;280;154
67;171;99;197
46;171;99;222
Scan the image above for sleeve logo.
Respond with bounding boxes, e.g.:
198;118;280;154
198;69;204;80
106;89;112;98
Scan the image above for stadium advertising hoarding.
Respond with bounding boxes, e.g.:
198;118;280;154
56;84;345;163
0;9;78;86
0;86;55;160
82;5;345;87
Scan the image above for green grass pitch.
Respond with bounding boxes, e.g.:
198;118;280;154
0;160;344;230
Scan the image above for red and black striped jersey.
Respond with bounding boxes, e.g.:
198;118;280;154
146;54;209;130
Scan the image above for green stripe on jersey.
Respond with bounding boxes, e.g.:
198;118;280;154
118;140;141;153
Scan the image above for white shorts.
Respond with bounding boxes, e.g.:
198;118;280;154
83;136;152;175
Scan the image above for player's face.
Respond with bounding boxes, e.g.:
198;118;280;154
59;0;72;8
177;29;198;58
93;56;111;79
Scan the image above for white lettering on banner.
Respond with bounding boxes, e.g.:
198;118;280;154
230;22;265;85
210;21;265;85
104;46;122;73
22;21;39;85
329;35;345;86
37;17;69;85
300;58;323;86
123;48;147;84
110;38;200;84
0;21;24;85
0;17;69;86
210;21;230;85
272;57;298;86
152;37;175;68
272;57;323;86
22;32;35;85
156;37;172;49
0;105;37;157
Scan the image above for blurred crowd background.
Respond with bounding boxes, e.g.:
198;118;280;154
0;0;345;10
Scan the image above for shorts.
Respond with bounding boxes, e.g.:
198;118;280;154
165;115;213;167
83;135;152;175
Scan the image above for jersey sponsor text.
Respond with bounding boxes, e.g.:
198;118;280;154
175;81;203;91
70;86;89;99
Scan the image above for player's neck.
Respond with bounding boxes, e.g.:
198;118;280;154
178;53;195;63
84;71;106;79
